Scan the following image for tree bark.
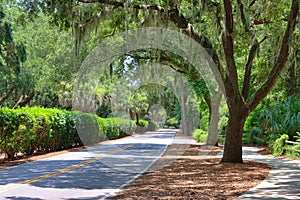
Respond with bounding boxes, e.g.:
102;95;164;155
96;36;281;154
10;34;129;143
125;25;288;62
135;112;140;125
287;49;297;97
129;109;135;120
206;91;222;146
221;103;248;163
180;76;189;135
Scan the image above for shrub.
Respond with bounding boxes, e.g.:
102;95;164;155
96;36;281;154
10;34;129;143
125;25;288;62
98;117;136;139
193;129;207;143
135;120;150;133
147;121;159;131
246;97;300;146
272;134;289;156
0;107;156;159
0;108;20;159
285;145;300;158
164;118;179;128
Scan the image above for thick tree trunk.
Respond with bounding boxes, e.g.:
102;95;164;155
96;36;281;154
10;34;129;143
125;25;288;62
221;104;248;163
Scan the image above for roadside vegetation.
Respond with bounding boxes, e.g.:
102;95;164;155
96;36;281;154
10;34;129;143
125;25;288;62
0;1;299;164
0;107;154;160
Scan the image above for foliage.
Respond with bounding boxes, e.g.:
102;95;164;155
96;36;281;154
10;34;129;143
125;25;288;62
285;144;300;158
0;5;28;107
164;117;179;128
193;129;207;143
0;4;75;108
7;0;300;162
285;132;300;158
0;107;154;159
271;134;289;156
98;117;136;139
245;97;300;145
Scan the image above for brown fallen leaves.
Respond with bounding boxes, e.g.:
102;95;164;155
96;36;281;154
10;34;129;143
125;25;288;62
112;145;271;200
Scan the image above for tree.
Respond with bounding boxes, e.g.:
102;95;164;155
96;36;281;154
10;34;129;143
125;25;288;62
129;92;149;125
0;5;27;107
19;0;299;163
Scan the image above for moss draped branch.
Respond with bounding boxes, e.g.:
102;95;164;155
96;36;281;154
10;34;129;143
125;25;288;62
77;0;223;78
248;0;299;111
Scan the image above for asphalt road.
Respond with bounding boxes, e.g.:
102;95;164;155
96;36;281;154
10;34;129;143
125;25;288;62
0;129;178;200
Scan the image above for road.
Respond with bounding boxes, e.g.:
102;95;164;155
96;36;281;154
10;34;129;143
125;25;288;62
0;129;178;200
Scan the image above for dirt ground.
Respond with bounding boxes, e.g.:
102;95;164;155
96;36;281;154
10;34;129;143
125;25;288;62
111;145;272;200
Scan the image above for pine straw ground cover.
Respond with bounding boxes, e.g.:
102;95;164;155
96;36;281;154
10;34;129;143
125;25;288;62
112;145;272;200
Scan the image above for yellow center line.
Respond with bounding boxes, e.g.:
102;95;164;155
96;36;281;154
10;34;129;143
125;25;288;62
0;143;134;193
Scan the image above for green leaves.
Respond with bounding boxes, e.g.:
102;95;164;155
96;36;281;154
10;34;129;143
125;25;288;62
272;134;289;156
246;97;300;146
0;107;153;159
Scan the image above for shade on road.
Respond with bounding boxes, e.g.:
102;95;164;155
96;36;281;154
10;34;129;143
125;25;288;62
0;129;180;200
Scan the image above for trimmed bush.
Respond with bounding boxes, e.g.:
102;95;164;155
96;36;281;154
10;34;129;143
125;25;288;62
98;117;136;139
0;107;155;159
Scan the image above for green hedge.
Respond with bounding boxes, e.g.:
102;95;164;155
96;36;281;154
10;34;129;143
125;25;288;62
98;117;136;139
0;107;156;159
193;129;207;143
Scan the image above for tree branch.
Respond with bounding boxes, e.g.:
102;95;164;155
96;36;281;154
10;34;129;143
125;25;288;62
77;0;224;80
237;0;249;32
252;18;288;26
168;8;224;80
222;0;240;99
0;86;16;105
77;0;166;11
18;91;35;107
242;36;268;100
248;0;299;111
248;0;257;8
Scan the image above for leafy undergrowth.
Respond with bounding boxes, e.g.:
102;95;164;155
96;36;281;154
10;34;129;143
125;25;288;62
112;145;271;200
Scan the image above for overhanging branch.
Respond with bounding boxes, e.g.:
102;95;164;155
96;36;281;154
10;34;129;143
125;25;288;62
248;0;299;111
77;0;166;11
77;0;224;81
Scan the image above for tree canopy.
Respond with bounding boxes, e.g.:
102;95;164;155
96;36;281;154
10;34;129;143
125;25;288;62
2;0;300;163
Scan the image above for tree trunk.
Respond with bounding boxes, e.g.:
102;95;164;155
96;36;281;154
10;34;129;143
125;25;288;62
206;91;222;146
180;77;189;134
221;104;248;163
129;109;135;120
287;49;297;97
135;112;140;125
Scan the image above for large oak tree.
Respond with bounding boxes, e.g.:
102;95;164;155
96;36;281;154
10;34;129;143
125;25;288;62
20;0;299;163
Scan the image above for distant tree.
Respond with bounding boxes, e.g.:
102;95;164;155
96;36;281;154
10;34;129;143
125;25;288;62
0;6;28;107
